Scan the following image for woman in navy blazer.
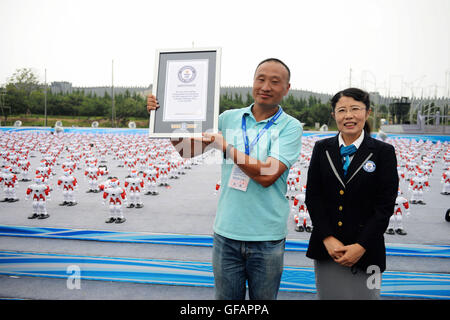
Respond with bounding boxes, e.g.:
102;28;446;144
305;88;398;299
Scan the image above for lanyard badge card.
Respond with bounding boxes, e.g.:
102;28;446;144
228;107;283;192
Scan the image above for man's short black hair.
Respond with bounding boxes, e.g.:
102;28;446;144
255;58;291;83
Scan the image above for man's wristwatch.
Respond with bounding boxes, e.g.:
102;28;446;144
225;144;234;159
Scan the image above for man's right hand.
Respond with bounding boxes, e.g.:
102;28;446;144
147;95;159;113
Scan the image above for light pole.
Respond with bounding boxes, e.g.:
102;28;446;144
111;60;115;128
362;70;378;130
44;68;47;127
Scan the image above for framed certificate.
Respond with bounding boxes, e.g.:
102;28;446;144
149;47;221;138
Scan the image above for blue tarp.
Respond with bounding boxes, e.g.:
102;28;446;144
0;250;448;299
0;225;448;258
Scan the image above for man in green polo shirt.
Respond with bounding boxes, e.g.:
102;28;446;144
147;58;302;300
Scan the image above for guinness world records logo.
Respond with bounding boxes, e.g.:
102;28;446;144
178;65;197;83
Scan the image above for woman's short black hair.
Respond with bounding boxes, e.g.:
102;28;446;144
330;87;371;134
331;87;370;110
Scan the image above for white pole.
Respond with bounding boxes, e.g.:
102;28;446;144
349;68;352;87
44;68;47;127
112;59;115;128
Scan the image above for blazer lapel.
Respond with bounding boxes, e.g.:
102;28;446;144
345;134;376;183
325;135;346;185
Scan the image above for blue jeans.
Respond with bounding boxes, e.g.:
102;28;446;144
212;233;285;300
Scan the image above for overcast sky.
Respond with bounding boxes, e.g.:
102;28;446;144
0;0;449;97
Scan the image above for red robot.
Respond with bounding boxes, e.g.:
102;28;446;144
25;175;51;219
102;178;127;223
124;170;144;208
0;166;19;202
386;189;411;235
57;168;78;206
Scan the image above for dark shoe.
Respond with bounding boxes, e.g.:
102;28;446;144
395;229;407;235
37;213;49;219
386;228;395;235
28;213;39;219
305;226;312;233
105;217;116;223
295;225;304;232
59;201;69;206
68;202;77;206
127;204;135;208
135;203;143;208
115;217;126;224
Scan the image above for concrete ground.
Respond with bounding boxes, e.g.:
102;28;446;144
0;132;449;300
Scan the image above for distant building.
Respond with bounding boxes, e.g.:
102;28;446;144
50;81;150;97
50;81;73;94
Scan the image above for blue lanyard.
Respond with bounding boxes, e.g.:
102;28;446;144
241;106;283;155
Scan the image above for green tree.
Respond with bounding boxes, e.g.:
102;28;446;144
5;68;41;114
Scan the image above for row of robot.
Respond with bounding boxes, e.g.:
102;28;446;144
218;136;450;236
0;131;207;223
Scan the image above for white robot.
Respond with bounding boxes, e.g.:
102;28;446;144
61;156;77;173
57;168;78;206
0;166;19;202
124;170;144;208
71;151;83;170
143;164;159;195
409;170;430;204
441;168;450;195
386;189;410;235
157;160;170;186
1;150;10;167
25;175;51;219
136;152;148;173
405;159;417;181
84;161;104;193
169;159;179;179
124;156;137;176
116;149;126;167
17;155;31;181
286;168;300;200
292;186;312;232
102;178;127;223
98;146;108;163
35;160;52;182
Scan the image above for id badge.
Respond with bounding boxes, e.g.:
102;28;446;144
228;165;250;192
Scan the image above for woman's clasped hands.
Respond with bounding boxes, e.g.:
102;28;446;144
323;236;366;267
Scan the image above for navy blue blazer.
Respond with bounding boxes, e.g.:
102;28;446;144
305;133;398;272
